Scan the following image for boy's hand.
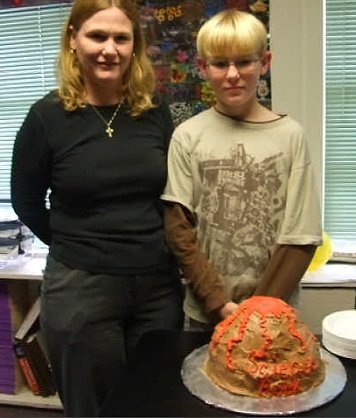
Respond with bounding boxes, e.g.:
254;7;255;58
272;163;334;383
219;301;239;319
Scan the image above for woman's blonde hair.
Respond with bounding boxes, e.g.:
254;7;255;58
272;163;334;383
57;0;156;115
197;9;267;60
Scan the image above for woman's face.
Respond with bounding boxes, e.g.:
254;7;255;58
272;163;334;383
70;6;134;91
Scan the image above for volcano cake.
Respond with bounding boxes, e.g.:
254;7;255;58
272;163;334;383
204;296;325;397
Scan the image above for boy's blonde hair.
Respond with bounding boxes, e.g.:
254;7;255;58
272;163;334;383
197;9;267;60
57;0;156;115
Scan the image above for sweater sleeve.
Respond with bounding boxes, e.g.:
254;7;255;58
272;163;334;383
164;202;229;318
11;106;51;245
254;244;317;300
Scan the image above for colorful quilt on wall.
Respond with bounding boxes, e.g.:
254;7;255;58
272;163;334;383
139;0;270;124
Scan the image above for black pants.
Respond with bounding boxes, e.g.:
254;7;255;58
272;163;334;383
40;256;183;417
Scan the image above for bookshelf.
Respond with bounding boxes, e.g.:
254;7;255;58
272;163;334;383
0;256;63;410
0;386;62;410
0;257;46;281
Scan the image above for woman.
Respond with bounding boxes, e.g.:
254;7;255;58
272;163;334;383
11;0;183;416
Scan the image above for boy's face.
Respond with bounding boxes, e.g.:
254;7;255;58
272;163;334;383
198;51;271;116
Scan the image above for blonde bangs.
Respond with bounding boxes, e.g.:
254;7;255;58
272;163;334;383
199;29;259;58
197;10;267;59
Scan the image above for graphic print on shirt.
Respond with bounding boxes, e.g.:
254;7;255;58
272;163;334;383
198;143;284;299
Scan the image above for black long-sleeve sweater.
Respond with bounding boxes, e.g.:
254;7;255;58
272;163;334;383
11;91;176;275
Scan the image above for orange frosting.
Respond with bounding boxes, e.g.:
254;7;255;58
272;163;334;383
205;296;325;397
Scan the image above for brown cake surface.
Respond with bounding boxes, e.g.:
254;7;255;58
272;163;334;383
204;296;325;397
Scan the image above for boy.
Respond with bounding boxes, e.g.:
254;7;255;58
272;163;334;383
162;9;322;330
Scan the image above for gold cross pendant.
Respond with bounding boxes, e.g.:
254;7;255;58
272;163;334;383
106;125;114;138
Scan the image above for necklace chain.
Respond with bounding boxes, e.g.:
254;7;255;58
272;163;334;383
91;101;122;138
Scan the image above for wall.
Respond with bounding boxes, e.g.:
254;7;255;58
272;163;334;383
270;0;323;205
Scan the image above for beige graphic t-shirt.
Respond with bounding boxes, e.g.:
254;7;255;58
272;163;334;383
162;108;322;323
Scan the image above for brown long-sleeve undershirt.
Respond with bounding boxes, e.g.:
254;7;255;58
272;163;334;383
164;202;317;320
164;203;229;320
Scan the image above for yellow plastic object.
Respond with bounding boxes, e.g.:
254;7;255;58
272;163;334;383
308;231;332;271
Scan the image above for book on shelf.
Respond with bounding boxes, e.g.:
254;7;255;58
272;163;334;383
0;281;29;395
12;295;57;397
14;296;40;341
13;340;41;396
13;332;57;397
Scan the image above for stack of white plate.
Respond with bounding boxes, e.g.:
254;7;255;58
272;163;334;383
322;310;356;359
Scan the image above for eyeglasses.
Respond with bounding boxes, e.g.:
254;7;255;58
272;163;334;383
207;58;260;75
